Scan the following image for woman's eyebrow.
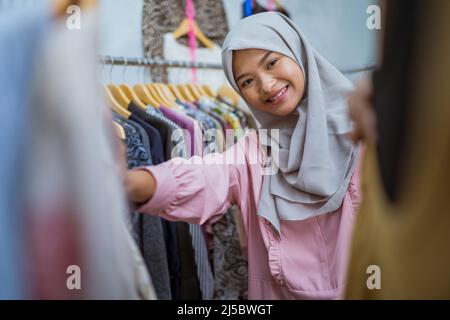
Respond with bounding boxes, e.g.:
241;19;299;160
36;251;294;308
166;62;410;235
258;51;273;66
235;51;274;84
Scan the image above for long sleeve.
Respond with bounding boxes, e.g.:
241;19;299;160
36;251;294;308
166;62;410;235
137;132;263;226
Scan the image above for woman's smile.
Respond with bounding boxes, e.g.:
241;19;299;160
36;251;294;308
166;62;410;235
265;84;289;105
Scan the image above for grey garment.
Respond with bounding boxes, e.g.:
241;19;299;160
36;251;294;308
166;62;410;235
142;0;229;82
212;206;248;300
117;116;173;300
141;215;173;300
222;12;359;233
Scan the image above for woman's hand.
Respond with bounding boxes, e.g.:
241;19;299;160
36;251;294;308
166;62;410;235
124;169;157;206
347;77;378;144
115;136;156;206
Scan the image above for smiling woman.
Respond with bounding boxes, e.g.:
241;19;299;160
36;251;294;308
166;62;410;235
232;49;305;116
127;11;362;300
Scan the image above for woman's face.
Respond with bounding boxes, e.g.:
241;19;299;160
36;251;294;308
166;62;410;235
232;49;305;116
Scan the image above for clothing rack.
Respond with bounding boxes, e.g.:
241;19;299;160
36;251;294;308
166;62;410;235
100;55;223;70
100;55;376;74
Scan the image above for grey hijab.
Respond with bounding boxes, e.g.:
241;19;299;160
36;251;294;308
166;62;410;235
222;12;359;233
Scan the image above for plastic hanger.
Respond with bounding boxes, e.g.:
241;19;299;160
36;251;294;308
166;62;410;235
172;18;215;49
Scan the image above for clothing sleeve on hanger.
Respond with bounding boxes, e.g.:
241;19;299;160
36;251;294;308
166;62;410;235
136;131;264;227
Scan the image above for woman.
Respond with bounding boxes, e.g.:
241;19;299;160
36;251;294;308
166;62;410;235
125;12;361;299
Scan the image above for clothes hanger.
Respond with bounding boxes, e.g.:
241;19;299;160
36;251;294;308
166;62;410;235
156;83;180;108
172;18;215;49
177;84;196;103
194;84;209;98
118;57;147;110
106;58;131;109
217;84;240;107
168;84;186;102
112;120;126;140
145;83;168;107
187;84;203;100
147;83;177;108
101;57;131;118
202;85;216;98
132;59;160;108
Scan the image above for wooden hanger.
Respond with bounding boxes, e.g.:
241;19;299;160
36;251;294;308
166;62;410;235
187;84;203;100
202;85;216;98
177;84;196;103
157;84;180;106
107;84;130;109
112;121;126;140
104;85;131;118
194;84;209;98
217;84;240;107
172;18;215;49
145;84;171;108
168;84;186;102
120;84;147;110
133;84;160;108
147;83;176;108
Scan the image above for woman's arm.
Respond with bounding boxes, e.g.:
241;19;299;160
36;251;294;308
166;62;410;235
124;132;261;226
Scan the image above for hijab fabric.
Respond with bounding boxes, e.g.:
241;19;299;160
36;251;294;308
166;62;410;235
222;12;359;233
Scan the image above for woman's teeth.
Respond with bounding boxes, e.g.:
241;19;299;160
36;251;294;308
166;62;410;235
268;86;288;103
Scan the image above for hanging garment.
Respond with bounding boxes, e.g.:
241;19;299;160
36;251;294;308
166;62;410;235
24;9;154;299
137;131;361;299
0;4;49;299
143;106;215;299
114;116;173;300
128;114;165;165
212;208;248;300
163;33;227;91
242;0;291;18
142;0;229;82
345;0;450;299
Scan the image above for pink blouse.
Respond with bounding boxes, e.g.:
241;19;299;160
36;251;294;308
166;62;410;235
138;131;361;300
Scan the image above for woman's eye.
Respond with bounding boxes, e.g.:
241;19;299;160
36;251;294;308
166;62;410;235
267;58;278;69
241;79;253;88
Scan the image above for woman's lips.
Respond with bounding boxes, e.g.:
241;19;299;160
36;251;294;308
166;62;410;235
266;85;289;104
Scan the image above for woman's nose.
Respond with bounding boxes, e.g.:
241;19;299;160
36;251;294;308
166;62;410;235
259;75;277;94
